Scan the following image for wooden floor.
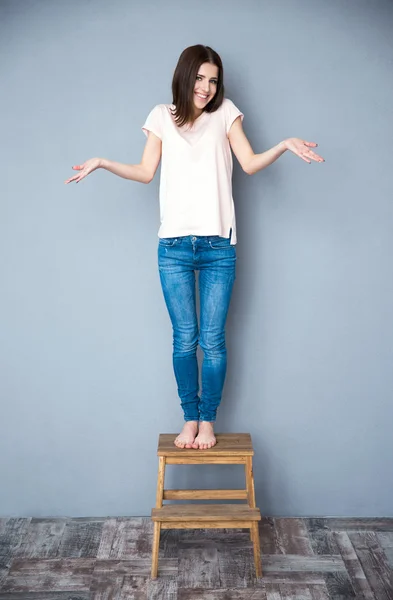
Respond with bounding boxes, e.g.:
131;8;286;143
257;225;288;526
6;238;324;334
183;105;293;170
0;516;392;599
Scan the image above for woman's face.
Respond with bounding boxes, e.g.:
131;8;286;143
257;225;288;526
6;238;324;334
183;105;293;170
193;62;219;115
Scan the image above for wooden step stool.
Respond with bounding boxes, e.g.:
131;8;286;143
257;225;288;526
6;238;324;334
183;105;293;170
151;433;262;578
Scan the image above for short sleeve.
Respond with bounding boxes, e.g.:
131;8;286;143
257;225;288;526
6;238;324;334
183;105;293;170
142;105;163;140
224;98;244;135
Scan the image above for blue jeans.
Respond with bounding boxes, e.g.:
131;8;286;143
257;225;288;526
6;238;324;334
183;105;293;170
158;234;236;422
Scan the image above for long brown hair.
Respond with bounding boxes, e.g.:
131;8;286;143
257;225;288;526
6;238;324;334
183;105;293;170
171;44;225;128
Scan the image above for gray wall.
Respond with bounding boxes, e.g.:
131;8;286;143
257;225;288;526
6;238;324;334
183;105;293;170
1;0;392;518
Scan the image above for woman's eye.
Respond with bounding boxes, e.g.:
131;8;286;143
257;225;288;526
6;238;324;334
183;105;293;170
196;76;217;83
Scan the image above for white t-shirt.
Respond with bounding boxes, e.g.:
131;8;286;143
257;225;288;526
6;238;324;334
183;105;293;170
142;98;244;244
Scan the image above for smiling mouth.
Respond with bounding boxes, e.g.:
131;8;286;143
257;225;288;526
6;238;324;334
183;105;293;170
195;93;209;101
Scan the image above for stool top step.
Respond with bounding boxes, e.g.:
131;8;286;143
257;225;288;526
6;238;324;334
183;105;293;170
152;503;261;522
157;433;254;456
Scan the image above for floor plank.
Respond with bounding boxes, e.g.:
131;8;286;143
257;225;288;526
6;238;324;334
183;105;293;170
333;530;375;600
327;519;393;532
0;594;90;600
147;575;177;600
0;519;32;558
178;588;267;599
1;558;95;593
159;529;180;558
255;554;346;573
0;560;9;590
90;573;146;600
279;582;313;600
217;543;256;588
93;558;177;577
265;584;282;600
96;517;153;560
178;541;220;588
377;531;393;569
349;531;393;600
308;584;330;600
15;518;66;559
0;519;32;587
257;574;326;584
274;519;314;556
57;519;104;559
0;523;10;537
259;518;280;555
305;519;340;556
323;571;356;600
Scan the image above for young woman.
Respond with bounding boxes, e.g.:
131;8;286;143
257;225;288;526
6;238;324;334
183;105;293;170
65;44;324;451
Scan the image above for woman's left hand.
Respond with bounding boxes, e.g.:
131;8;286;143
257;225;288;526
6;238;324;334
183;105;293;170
284;138;325;164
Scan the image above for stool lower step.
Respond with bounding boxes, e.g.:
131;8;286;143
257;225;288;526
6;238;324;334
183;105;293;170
151;503;262;578
152;503;261;522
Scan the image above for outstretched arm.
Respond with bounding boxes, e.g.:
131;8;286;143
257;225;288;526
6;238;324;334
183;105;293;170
228;116;324;175
64;131;162;184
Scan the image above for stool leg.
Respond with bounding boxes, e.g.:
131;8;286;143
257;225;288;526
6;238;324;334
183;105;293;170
251;522;262;578
152;456;165;579
156;456;166;508
245;456;256;508
151;521;161;579
245;457;257;542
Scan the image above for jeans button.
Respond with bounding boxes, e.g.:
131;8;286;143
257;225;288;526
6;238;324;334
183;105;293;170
192;236;197;241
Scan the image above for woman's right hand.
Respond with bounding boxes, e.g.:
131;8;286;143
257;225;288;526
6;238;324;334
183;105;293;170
64;158;102;184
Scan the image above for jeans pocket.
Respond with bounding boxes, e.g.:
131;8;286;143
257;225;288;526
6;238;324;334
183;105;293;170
158;237;179;247
208;237;231;250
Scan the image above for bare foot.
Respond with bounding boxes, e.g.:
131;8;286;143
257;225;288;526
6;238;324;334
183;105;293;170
194;421;217;450
174;421;199;449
